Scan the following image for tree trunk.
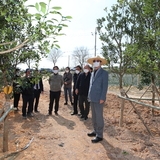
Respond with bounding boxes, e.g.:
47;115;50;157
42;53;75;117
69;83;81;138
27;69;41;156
3;115;9;152
151;76;155;116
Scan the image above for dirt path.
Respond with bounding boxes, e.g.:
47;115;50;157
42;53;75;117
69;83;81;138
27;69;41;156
0;81;160;160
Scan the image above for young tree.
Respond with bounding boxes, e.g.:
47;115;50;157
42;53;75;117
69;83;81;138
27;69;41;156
126;0;160;86
47;48;63;66
72;47;89;68
97;1;135;89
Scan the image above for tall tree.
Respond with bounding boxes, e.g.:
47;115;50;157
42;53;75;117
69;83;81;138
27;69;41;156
97;1;135;89
48;48;63;66
72;47;89;68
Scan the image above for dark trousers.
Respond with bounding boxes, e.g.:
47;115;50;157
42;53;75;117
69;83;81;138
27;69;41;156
64;87;72;103
22;94;34;116
13;93;20;108
48;90;61;114
34;89;41;111
73;91;79;114
79;95;90;118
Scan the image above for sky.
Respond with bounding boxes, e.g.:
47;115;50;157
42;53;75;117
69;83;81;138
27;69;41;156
18;0;117;69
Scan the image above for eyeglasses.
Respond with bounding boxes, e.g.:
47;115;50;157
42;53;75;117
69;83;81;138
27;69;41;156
93;60;101;62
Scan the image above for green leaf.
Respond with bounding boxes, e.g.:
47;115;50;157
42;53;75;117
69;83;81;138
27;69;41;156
39;2;47;14
54;44;60;48
35;3;39;11
65;16;72;19
52;6;62;10
35;13;42;20
60;24;68;27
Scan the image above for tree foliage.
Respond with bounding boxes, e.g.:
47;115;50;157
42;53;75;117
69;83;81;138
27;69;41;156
97;0;160;88
0;0;71;86
97;1;135;88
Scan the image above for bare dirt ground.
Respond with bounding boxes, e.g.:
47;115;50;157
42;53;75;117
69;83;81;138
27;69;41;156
1;80;160;160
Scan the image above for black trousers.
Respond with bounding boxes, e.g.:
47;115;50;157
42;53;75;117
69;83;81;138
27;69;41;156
79;95;90;118
48;90;61;114
64;87;72;103
22;94;34;116
73;91;79;114
13;93;20;108
34;89;41;111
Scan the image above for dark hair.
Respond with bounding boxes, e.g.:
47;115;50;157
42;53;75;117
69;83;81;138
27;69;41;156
53;66;59;70
90;66;93;72
75;65;82;70
16;68;20;72
66;67;70;71
25;68;30;73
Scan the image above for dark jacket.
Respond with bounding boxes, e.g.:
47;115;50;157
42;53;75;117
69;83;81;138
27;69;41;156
34;78;44;93
76;72;91;96
63;72;72;88
21;76;34;96
73;72;81;90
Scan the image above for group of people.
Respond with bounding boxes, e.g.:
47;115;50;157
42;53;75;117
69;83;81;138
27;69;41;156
13;56;108;143
13;68;44;118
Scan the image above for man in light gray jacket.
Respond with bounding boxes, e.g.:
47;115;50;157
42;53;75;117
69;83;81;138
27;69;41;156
48;66;63;116
87;56;108;143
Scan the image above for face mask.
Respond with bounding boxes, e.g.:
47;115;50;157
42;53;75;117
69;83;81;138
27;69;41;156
65;70;69;73
53;70;58;74
84;69;89;73
16;72;20;76
93;62;100;68
75;70;80;74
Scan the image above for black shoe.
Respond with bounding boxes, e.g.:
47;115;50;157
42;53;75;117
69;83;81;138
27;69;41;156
71;102;74;105
71;112;77;115
35;110;40;113
54;111;58;116
27;113;34;117
64;102;68;105
84;117;88;120
91;137;103;143
87;132;96;137
22;115;27;119
80;115;84;118
47;112;52;116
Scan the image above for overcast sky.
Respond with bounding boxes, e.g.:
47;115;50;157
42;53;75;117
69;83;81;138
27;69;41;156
19;0;117;69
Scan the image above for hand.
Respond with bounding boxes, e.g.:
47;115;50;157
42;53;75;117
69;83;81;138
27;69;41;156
75;89;78;95
64;82;67;84
100;100;104;104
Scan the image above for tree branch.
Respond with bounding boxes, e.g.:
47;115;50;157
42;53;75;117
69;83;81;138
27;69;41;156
0;39;29;55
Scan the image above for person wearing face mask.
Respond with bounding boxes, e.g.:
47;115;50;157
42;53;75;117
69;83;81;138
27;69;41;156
71;65;82;115
21;69;35;118
75;65;91;120
63;67;73;105
48;66;63;115
13;68;22;111
87;56;108;143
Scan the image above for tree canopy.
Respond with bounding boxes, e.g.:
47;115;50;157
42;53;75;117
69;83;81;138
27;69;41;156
0;0;71;86
97;0;160;88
